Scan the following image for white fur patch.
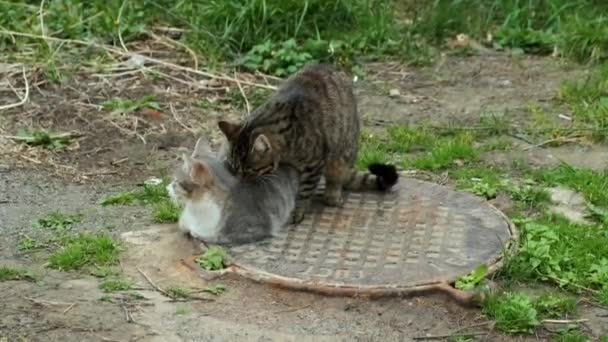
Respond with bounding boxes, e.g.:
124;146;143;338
178;194;223;241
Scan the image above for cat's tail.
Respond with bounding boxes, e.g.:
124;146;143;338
344;163;399;191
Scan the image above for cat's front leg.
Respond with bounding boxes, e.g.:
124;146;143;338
291;172;322;224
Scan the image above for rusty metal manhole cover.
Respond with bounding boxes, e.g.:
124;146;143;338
193;177;517;297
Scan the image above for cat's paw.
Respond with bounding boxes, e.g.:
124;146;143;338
290;207;306;224
323;194;344;207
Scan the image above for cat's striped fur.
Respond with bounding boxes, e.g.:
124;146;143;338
218;63;398;223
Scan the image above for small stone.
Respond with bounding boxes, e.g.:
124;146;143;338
549;187;589;224
126;54;146;68
498;79;512;87
388;89;401;98
145;177;163;186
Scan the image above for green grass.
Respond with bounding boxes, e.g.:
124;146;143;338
14;129;72;150
47;233;121;271
385;125;435;153
407;134;478;171
101;180;170;206
535;165;608;208
410;0;608;63
102;179;182;224
196;246;227;271
102;95;161;114
202;284;227;296
357;127;479;172
483;292;540;334
36;210;81;232
99;279;133;292
356;131;392;170
559;63;608;142
18;236;45;251
0;0;605;87
554;330;591;342
483;291;579;335
166;286;190;299
502;214;608;293
455;264;489;290
0;266;36;282
451;166;505;199
535;292;577;318
0;0;420;74
175;305;191;315
153;200;180;224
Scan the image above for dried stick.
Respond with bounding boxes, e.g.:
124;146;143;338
38;0;51;51
523;136;583;151
136;266;171;297
0;68;29;111
542;319;589;324
150;32;198;70
62;302;77;314
24;297;75;306
169;103;197;134
117;0;129;52
413;332;487;340
2;132;78;141
234;71;251;115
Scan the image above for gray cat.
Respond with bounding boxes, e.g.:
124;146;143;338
167;137;299;246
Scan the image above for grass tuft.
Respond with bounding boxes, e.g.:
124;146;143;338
48;233;122;271
102;95;161;114
196;246;227;271
202;284;227;296
99;279;133;293
101;180;170;206
408;134;478;171
166;287;190;299
0;266;36;282
153;200;180;224
483;292;540;334
535;292;577;318
559;64;608;142
502;214;608;292
36;211;81;232
15;129;72;150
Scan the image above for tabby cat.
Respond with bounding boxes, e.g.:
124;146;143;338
218;63;398;223
167;137;299;245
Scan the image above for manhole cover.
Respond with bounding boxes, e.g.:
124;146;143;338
191;177;517;298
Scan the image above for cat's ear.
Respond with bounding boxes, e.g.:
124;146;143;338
218;120;242;142
192;137;211;158
190;161;213;185
253;134;272;155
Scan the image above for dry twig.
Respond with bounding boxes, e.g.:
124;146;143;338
523;136;583;150
62;302;77;314
542;319;589;324
413;332;487;340
234;71;251;114
0;67;29;111
24;296;75;307
117;0;129;53
169;103;196;134
136;266;171;297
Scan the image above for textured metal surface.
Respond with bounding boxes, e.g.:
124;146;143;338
226;177;515;290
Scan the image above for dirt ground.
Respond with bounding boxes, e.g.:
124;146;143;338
1;54;607;341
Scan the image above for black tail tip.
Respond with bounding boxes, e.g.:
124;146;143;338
368;163;399;191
